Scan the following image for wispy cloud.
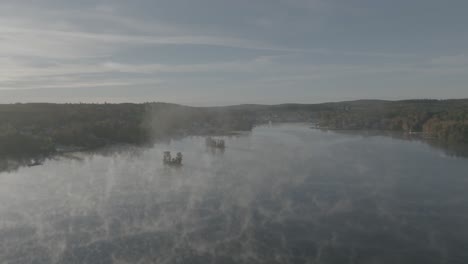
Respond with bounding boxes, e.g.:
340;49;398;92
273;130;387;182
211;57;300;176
0;4;308;63
1;1;467;103
2;52;468;92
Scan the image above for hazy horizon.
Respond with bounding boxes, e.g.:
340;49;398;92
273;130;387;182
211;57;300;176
1;0;468;105
1;97;468;108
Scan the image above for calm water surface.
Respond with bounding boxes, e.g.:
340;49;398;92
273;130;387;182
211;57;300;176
1;124;468;264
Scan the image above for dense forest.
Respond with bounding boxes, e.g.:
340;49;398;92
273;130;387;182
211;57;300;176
0;103;258;160
317;99;468;143
0;99;467;160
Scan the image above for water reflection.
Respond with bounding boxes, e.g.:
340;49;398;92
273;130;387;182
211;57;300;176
329;129;468;159
1;124;468;263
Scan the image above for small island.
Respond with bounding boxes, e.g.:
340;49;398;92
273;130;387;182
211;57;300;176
205;137;226;149
163;151;183;166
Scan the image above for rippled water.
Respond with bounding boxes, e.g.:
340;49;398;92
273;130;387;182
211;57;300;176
1;124;468;264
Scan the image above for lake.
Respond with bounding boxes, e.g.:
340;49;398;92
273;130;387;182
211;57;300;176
1;124;468;264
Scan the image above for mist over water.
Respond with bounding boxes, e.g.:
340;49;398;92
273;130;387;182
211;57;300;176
1;124;468;263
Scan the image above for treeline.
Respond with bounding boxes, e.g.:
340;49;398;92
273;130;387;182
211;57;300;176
1;100;467;160
317;99;468;143
0;103;255;159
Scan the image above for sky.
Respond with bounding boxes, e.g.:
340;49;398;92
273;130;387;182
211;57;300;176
0;0;467;105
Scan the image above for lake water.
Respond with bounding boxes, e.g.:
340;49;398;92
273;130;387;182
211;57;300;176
1;124;468;264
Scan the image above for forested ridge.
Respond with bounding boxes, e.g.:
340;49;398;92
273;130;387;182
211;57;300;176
0;99;467;160
317;99;468;143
